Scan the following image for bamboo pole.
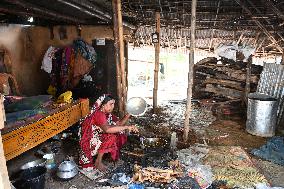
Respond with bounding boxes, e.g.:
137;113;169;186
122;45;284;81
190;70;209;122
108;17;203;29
125;43;129;101
112;0;123;117
153;12;160;113
184;0;197;142
116;0;126;114
244;55;252;105
208;0;220;51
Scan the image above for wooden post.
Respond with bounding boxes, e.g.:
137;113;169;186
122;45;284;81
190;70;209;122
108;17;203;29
125;42;128;101
244;55;252;105
0;95;11;189
117;0;127;114
184;0;197;142
112;0;123;117
282;52;284;65
153;12;160;113
208;0;220;51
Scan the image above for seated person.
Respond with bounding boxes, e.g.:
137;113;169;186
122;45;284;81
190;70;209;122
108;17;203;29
79;94;138;171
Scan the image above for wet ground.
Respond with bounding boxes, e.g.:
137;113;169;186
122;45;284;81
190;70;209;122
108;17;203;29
7;100;284;188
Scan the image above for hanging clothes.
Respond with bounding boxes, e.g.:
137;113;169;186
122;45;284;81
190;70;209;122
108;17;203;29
41;46;58;74
46;39;97;96
73;39;97;65
72;53;93;88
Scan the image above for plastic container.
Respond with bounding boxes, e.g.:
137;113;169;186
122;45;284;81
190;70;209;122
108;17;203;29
43;153;56;169
170;132;177;149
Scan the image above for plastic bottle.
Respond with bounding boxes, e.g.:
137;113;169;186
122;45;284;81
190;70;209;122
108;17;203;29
170;132;177;149
2;84;10;95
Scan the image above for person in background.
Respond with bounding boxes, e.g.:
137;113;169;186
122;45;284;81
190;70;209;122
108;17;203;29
79;94;138;171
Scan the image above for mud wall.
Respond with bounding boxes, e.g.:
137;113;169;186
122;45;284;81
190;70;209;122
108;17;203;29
0;25;126;96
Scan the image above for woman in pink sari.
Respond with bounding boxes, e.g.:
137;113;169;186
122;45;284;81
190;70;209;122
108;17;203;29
79;94;138;171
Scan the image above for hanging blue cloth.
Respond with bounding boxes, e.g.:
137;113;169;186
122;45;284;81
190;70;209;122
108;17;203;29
73;39;97;65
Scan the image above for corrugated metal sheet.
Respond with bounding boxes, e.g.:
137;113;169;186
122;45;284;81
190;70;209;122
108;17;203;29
257;63;284;126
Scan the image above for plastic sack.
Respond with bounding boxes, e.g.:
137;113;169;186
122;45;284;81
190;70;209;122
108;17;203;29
214;43;237;61
177;144;209;167
111;173;131;184
128;184;145;189
57;91;73;104
188;165;213;189
255;183;284;189
238;45;255;62
47;85;57;96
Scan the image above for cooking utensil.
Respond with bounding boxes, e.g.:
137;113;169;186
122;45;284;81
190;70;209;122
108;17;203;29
20;159;46;170
126;97;147;116
56;160;78;180
140;137;169;149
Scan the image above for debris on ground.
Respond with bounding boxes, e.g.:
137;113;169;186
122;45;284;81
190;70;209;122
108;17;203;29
7;100;284;189
132;164;183;183
177;144;213;189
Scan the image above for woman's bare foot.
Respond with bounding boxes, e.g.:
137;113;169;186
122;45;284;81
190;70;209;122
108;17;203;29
94;152;107;172
95;161;107;172
113;159;124;168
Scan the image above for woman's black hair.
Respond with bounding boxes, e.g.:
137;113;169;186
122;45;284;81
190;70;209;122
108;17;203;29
101;94;115;105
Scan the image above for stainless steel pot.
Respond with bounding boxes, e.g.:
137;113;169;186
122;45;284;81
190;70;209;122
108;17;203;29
56;161;78;180
20;159;46;170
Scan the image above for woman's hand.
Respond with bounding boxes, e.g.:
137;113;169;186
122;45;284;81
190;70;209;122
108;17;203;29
117;113;132;126
127;125;139;133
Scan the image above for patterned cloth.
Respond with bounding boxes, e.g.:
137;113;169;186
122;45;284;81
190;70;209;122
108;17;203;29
47;39;96;96
78;95;127;169
73;39;97;65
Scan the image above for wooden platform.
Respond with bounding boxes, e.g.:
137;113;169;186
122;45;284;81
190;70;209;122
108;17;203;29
2;98;89;161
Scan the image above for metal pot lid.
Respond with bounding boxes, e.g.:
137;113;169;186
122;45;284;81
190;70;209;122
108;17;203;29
248;93;276;101
126;97;147;116
56;169;78;179
58;161;76;172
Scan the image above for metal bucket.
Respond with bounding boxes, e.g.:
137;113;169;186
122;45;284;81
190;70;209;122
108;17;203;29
246;93;278;137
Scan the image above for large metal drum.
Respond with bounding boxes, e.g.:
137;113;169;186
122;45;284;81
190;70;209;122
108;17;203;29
246;93;278;137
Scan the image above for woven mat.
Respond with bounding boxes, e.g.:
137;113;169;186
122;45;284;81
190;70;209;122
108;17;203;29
203;146;268;188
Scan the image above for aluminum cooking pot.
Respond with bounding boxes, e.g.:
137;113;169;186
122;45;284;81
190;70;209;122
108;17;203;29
20;159;46;170
140;137;169;149
56;161;78;180
126;97;147;116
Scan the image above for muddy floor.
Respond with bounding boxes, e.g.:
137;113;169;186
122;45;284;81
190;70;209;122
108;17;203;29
7;101;284;188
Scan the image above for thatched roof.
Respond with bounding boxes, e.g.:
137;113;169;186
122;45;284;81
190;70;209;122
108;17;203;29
1;0;283;53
